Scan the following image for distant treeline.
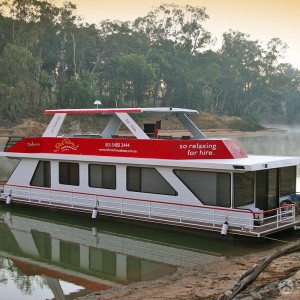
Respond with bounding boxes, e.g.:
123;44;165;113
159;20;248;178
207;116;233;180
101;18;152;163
0;0;299;124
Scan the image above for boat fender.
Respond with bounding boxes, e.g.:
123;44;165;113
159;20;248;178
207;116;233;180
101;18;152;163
6;191;12;205
221;221;229;236
92;206;98;219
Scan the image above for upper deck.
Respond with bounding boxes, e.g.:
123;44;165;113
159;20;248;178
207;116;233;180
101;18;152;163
2;107;300;171
2;107;249;160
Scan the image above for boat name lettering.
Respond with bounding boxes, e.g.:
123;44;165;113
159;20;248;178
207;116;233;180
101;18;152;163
27;141;40;147
54;138;79;152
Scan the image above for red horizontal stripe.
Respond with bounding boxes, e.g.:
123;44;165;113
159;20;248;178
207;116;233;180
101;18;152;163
43;108;142;114
5;183;295;215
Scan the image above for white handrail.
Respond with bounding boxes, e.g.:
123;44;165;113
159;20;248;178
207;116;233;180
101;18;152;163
3;183;298;236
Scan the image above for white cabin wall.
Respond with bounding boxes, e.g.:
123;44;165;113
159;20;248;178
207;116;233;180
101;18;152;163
115;165;125;192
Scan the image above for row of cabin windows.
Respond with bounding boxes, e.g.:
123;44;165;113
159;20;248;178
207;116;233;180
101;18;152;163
30;161;297;209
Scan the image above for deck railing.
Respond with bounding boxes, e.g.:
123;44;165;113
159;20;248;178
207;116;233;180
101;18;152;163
2;183;298;237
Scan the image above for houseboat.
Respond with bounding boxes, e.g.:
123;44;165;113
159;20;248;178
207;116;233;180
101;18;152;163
0;107;300;237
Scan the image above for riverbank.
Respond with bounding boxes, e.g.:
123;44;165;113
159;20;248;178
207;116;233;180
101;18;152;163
78;241;300;300
0;117;284;150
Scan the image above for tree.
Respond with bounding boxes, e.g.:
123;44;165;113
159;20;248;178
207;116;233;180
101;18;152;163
266;63;300;120
219;31;267;116
57;72;99;108
0;43;48;121
134;3;212;54
100;54;156;107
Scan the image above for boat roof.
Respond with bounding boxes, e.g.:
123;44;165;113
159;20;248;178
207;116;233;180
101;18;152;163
43;107;199;115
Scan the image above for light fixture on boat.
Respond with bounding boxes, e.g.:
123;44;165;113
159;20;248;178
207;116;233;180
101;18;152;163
94;100;102;109
233;165;245;170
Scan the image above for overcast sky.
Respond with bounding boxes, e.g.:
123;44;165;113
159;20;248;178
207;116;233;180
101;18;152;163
54;0;300;69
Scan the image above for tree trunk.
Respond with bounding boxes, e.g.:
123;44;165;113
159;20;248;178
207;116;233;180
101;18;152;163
219;240;300;300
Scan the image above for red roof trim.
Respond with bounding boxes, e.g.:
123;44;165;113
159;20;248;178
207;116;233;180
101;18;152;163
44;108;142;114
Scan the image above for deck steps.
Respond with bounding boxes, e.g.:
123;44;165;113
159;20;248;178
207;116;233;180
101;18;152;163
4;136;24;151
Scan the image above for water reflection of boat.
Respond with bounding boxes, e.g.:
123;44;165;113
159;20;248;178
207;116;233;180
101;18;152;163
0;206;222;299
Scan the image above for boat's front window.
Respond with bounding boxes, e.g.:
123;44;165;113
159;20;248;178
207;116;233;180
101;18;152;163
280;166;296;197
174;170;231;207
30;160;51;188
234;172;254;208
59;162;79;186
126;166;177;196
89;164;116;190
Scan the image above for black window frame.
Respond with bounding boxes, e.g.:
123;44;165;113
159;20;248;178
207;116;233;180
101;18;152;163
30;160;51;188
59;162;79;186
88;164;116;190
127;166;177;196
174;169;231;207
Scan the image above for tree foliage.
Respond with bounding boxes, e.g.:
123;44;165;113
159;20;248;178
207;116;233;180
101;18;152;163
0;1;299;123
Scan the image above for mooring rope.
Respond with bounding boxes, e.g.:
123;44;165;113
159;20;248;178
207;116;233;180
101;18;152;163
263;236;293;243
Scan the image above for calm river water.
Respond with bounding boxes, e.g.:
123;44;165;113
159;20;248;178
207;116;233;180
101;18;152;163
0;125;300;299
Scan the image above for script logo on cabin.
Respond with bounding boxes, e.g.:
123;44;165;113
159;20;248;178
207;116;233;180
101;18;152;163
54;138;79;153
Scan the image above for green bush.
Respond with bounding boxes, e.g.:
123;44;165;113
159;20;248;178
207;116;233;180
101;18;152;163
229;114;263;131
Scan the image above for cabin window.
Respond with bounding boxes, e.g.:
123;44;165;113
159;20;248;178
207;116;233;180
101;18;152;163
254;167;296;211
268;169;279;209
89;164;116;189
127;167;177;196
59;162;79;186
174;170;231;207
280;166;296;197
255;170;268;211
234;172;254;207
30;160;51;188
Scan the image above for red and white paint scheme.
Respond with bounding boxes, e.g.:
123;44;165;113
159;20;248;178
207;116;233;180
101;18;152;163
1;107;300;237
